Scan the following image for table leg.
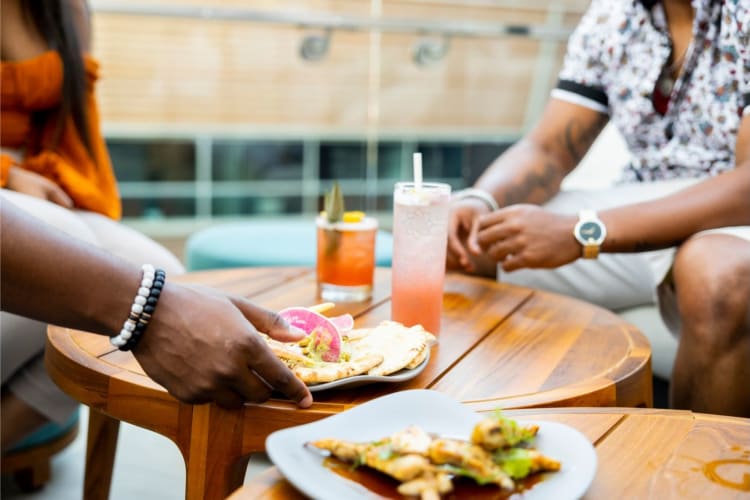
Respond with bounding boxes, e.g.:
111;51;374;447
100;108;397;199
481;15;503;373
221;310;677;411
85;409;120;500
184;405;250;500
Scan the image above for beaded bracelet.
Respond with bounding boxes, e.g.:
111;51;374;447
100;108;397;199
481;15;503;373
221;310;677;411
110;265;166;351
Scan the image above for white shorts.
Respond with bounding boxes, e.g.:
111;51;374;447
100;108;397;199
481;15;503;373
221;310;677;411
499;179;750;336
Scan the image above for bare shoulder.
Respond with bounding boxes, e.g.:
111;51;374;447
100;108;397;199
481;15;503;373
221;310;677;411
0;0;48;60
68;0;92;51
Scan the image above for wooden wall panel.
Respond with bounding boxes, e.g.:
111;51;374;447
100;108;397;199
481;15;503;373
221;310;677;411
91;0;585;133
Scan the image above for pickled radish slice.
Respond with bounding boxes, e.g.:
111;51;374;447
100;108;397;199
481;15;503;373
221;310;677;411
330;314;354;333
278;307;341;362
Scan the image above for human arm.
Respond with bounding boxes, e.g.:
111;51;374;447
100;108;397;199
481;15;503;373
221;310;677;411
0;200;313;409
600;116;750;250
1;158;75;208
476;116;750;271
446;99;609;276
447;0;618;276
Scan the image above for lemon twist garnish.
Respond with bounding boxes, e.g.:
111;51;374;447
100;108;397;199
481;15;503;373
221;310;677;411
343;211;366;223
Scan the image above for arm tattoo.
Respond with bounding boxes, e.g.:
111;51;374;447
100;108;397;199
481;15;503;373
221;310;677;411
495;114;607;206
501;162;558;206
560;115;608;164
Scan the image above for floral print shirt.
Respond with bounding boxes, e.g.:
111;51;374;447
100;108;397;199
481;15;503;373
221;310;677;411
552;0;750;182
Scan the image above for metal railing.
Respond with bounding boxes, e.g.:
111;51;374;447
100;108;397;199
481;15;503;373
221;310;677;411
90;1;575;41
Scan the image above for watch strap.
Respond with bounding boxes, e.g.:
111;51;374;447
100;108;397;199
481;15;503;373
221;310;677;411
581;243;600;259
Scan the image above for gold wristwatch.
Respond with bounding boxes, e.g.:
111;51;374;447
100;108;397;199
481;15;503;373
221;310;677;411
573;210;606;259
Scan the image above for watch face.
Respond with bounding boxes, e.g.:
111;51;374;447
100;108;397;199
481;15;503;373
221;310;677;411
578;221;603;242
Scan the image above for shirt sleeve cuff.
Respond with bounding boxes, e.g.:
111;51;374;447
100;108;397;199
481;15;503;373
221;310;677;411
552;80;609;114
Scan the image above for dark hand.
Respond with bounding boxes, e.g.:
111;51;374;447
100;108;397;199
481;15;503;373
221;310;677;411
133;283;313;410
447;199;491;273
476;204;580;271
6;167;74;208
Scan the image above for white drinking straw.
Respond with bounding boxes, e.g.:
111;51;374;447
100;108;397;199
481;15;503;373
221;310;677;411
412;152;423;190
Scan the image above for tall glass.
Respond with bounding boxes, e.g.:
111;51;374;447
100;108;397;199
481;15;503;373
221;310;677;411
316;216;377;302
391;182;451;334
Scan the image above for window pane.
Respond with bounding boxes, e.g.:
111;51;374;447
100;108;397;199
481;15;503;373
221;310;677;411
320;142;366;180
122;197;196;218
415;143;463;179
377;142;403;180
108;140;196;182
212;196;302;216
212;141;303;181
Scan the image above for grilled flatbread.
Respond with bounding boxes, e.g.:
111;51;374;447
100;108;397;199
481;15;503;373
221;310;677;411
405;344;429;370
292;353;384;384
349;321;436;376
265;319;437;384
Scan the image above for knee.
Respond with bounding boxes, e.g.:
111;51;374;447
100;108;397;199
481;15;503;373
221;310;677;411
673;235;750;349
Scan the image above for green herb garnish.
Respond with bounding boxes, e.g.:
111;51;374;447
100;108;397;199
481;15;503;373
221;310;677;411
493;448;535;479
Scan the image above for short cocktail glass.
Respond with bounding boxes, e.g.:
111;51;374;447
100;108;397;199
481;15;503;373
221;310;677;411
391;182;451;334
316;215;377;302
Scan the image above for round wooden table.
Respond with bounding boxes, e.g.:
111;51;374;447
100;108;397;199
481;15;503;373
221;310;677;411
45;267;652;500
228;408;750;499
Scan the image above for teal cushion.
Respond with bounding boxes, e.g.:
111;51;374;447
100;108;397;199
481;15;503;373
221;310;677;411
186;220;393;270
6;408;79;454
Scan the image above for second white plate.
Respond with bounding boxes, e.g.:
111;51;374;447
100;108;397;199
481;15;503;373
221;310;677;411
267;389;597;500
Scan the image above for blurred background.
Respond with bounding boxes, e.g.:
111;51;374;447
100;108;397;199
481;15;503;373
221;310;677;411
91;0;593;256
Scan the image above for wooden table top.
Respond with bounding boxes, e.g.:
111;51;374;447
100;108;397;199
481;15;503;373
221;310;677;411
50;268;651;425
45;267;654;499
46;266;652;449
230;407;750;499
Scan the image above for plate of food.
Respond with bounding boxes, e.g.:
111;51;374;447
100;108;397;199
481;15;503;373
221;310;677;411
264;315;436;392
305;349;430;392
266;390;597;500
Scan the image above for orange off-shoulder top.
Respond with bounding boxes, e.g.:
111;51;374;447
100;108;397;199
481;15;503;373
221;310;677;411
1;50;121;219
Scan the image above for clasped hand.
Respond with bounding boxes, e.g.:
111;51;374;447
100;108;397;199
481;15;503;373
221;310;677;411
448;201;581;272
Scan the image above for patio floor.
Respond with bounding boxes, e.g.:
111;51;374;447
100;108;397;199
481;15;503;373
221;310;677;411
1;406;272;499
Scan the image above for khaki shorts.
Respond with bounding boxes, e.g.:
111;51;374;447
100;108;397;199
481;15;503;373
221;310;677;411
499;179;750;336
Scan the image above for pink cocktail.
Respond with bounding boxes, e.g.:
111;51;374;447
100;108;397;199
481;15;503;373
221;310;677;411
391;182;451;334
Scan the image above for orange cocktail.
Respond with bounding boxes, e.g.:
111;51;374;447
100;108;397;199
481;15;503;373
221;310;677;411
316;214;377;302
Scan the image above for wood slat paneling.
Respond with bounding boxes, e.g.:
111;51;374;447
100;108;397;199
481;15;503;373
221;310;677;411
91;0;582;131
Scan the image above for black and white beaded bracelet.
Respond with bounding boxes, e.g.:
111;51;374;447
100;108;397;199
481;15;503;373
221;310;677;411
110;264;166;351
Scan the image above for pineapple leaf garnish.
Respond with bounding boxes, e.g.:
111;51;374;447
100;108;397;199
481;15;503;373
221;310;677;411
325;182;345;224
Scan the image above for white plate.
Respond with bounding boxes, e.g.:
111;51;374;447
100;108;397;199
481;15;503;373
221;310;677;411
267;389;597;500
307;350;430;393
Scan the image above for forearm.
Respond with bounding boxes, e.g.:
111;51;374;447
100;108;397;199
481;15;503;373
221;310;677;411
474;138;568;207
474;100;608;208
0;201;137;336
602;165;750;252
